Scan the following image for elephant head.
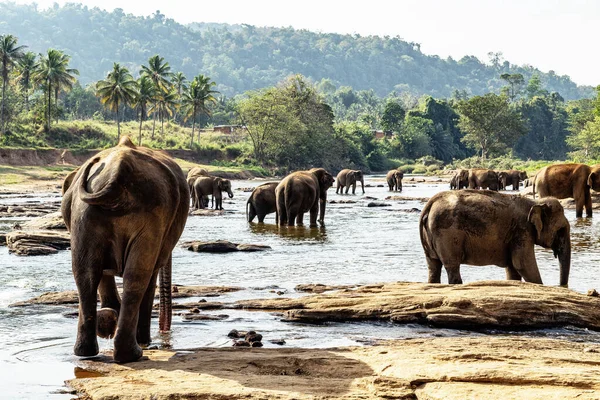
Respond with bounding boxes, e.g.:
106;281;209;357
587;167;600;192
215;178;234;198
458;169;469;188
519;171;528;181
498;171;508;190
351;170;365;193
309;168;335;223
528;198;571;286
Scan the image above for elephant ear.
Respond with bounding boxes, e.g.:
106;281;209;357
528;204;548;240
587;172;595;188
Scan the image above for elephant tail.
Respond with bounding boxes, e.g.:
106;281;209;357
419;203;434;257
158;255;172;332
78;156;132;211
246;197;250;221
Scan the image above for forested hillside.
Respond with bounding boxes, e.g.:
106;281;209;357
0;2;593;99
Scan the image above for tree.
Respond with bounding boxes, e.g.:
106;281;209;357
171;71;186;122
34;49;79;131
381;100;405;133
181;74;218;147
500;73;525;101
526;74;548;99
456;93;526;159
96;63;138;140
17;51;36;112
0;34;26;133
152;88;178;136
566;117;600;160
140;55;172;137
394;115;432;159
133;76;156;145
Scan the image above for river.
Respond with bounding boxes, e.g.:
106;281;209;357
1;175;600;398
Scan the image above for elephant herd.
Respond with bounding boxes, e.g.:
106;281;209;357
450;168;528;191
57;137;600;364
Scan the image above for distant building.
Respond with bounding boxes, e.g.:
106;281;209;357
372;130;393;140
213;125;246;134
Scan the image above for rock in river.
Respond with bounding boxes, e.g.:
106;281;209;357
6;230;71;255
21;211;66;230
183;240;271;253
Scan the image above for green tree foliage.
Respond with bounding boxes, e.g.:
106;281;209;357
566;117;600;159
500;73;525;101
0;3;592;100
381;100;405;133
133;76;156;144
0;34;26;133
181;74;218;147
95;63;138;139
526;74;548;99
17;51;36;112
456;94;526;159
393;115;433;159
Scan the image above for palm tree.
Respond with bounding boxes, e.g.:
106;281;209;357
140;55;172;137
0;34;26;133
17;52;36;112
171;71;187;123
181;74;219;147
34;49;79;131
151;88;178;136
133;76;156;145
96;63;138;140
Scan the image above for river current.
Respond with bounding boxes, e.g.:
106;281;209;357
1;175;600;398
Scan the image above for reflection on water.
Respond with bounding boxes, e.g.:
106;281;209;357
3;176;600;397
249;222;328;242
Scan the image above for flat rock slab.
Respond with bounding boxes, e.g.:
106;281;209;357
327;200;357;204
184;240;272;253
235;281;600;331
67;336;600;399
10;285;244;307
367;202;390;207
190;209;225;216
385;195;430;202
295;283;358;293
21;211;66;230
6;230;71;255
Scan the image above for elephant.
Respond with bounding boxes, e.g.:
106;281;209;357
61;136;189;363
533;163;600;218
468;168;499;191
336;169;365;194
187;167;209;180
193;176;234;210
186;167;210;209
498;169;527;191
450;169;469;190
246;182;278;223
419;190;571;287
276;168;335;227
386;169;404;192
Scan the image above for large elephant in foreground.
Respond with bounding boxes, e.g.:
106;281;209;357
247;182;278;223
336;169;365;194
534;163;600;218
276;168;335;226
386;169;404;192
450;169;469;190
419;190;571;286
61;136;189;363
468;168;499;191
498;169;527;191
193;176;234;210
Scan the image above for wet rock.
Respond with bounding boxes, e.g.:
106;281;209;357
6;230;71;256
245;332;263;343
0;202;61;217
328;199;358;204
10;290;80;306
232;340;250;347
376;184;384;187
584;347;599;353
181;313;228;321
397;208;421;213
588;289;599;297
269;339;286;345
295;283;357;293
236;281;600;331
385;195;430;202
0;232;6;246
367;202;390;207
228;329;242;339
21;211;66;230
190;209;225;216
363;196;378;200
183;240;271;253
96;308;118;339
236;187;254;192
169;285;244;298
250;341;263;347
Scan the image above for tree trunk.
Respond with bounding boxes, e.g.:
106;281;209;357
161;113;164;136
191;114;196;149
152;111;156;139
0;75;6;134
116;100;120;141
138;106;144;146
55;86;59;124
47;81;52;132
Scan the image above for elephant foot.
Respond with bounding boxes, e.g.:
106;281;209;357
136;329;152;347
113;342;143;363
74;338;99;357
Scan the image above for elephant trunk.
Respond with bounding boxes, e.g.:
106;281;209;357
553;228;571;287
360;177;365;194
158;258;172;332
319;198;326;223
227;188;234;198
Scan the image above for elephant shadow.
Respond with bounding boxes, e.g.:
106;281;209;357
75;347;374;397
248;223;328;242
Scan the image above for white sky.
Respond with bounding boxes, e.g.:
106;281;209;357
13;0;600;86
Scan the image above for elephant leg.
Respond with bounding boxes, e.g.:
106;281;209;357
352;183;356;195
287;204;299;226
575;196;584;218
586;191;593;217
98;274;121;312
136;269;159;347
444;263;463;284
73;258;103;357
277;201;287;226
296;212;304;226
113;243;159;363
258;214;265;223
309;201;319;227
336;183;341;194
426;256;443;283
345;184;349;194
398;181;402;192
505;266;522;281
511;248;542;284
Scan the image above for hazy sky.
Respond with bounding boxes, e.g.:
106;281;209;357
14;0;600;85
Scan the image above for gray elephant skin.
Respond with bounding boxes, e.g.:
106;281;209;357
336;169;365;194
61;136;189;363
193;176;234;210
386;169;404;192
419;190;571;287
247;182;278;222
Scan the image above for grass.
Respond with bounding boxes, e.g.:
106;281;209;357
0;165;76;186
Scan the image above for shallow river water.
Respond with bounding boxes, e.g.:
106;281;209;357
2;175;600;398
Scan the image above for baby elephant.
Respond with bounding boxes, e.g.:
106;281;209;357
246;182;278;223
193;176;233;210
420;190;571;286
